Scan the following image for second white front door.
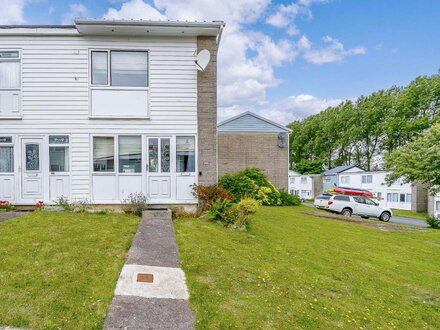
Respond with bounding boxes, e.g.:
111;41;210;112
147;137;171;199
21;137;44;201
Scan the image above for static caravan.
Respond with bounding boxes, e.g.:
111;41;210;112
0;19;224;206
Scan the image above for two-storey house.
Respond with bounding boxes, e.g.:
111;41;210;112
0;19;224;206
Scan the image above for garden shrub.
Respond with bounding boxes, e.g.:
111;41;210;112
279;190;301;206
123;192;149;216
218;174;257;201
206;198;260;230
0;200;15;212
206;199;234;222
192;184;234;213
219;167;297;206
426;216;440;229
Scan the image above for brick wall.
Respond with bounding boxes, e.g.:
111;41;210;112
197;36;218;185
411;182;428;212
218;132;289;190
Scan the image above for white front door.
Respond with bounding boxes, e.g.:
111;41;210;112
21;137;44;201
147;137;172;199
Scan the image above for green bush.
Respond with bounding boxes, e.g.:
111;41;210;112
219;167;288;206
426;216;440;229
206;198;260;230
123;192;149;216
206;199;234;222
279;190;301;206
218;173;257;201
192;184;235;214
235;198;260;215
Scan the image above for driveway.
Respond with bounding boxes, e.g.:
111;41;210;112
303;203;428;228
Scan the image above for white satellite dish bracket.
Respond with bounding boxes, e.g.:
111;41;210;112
195;49;211;72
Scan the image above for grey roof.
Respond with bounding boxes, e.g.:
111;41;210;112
217;111;291;133
323;164;364;175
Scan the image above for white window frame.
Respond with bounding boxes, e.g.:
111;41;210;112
340;175;350;184
436;201;440;211
301;177;307;184
92;135;117;174
48;135;70;174
0;135;14;173
88;48;150;119
362;175;373;184
0;49;22;119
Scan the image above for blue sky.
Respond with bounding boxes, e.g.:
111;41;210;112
2;0;440;123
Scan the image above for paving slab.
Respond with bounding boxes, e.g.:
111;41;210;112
126;218;180;268
0;212;28;223
104;296;194;330
115;264;189;300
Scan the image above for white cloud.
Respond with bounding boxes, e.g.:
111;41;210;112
61;3;88;25
101;0;362;122
300;35;366;64
0;0;27;24
265;3;306;36
260;94;344;124
104;0;166;21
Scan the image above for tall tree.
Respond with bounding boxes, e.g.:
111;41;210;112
386;123;440;193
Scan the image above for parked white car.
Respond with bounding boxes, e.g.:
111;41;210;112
313;194;332;209
324;195;393;221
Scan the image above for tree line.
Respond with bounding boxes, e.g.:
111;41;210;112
288;73;440;173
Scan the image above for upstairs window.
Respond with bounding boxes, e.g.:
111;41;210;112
0;50;21;118
340;176;350;184
0;51;20;89
362;175;373;184
301;177;307;184
91;50;148;87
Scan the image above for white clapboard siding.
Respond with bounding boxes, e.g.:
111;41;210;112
0;35;198;200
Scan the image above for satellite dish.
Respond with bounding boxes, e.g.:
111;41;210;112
195;49;211;71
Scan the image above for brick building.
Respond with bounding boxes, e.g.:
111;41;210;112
217;112;291;190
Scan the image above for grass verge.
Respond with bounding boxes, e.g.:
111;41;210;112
0;211;139;330
391;208;428;220
175;206;440;329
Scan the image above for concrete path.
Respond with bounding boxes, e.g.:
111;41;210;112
104;210;195;330
0;212;27;223
303;203;428;228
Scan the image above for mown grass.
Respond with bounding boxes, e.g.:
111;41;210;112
0;211;139;330
392;208;429;220
174;205;440;329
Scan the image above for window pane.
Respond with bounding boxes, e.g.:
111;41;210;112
49;135;69;144
111;51;148;87
49;146;69;172
0;51;19;59
400;194;405;203
91;51;108;85
161;138;170;173
148;138;158;173
406;194;412;203
0;146;13;172
0;136;12;143
93;137;114;172
0;61;20;88
436;201;440;211
25;144;39;171
176;136;195;172
119;136;141;173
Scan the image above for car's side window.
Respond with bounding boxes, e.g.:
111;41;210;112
365;198;376;205
354;197;365;204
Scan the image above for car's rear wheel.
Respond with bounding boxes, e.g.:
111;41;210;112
341;208;352;217
380;212;391;222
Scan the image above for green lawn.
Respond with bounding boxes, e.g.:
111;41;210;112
0;211;139;330
392;209;429;220
175;206;440;329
